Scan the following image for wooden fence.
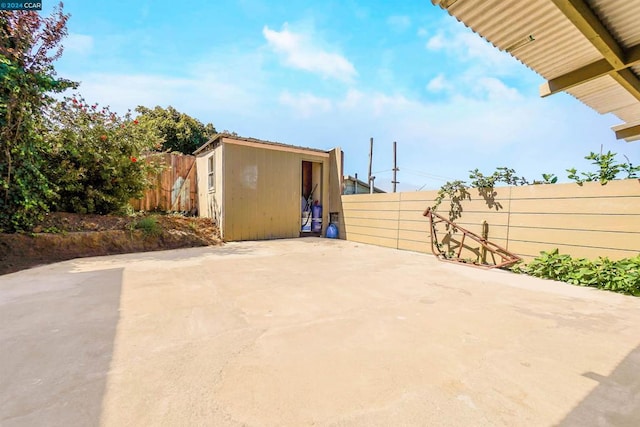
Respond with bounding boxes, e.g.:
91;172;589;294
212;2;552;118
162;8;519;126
130;153;198;213
341;179;640;261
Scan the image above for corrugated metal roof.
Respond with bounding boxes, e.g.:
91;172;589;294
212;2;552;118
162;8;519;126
566;75;637;113
591;0;640;48
434;0;640;142
614;103;640;124
446;0;602;79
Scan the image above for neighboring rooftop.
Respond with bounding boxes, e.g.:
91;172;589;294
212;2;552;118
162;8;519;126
343;175;386;194
193;133;329;156
433;0;640;142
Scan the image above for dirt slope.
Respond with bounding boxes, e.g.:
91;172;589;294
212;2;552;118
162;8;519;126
0;213;222;275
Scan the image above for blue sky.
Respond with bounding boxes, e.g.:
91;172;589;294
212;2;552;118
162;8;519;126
49;0;638;191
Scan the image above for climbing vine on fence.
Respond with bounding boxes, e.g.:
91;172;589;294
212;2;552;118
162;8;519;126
432;151;639;223
566;151;639;185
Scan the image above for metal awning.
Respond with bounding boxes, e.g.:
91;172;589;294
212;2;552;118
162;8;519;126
432;0;640;142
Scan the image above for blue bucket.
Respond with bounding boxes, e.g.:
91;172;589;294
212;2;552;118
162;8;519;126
326;223;338;239
311;204;322;232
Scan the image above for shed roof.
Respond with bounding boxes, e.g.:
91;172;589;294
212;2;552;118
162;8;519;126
432;0;640;142
193;133;329;156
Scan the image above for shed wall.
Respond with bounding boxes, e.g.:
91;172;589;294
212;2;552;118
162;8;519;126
222;143;329;241
328;148;345;239
196;145;224;229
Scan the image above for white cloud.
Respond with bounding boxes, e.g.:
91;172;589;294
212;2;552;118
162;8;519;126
369;93;414;116
64;33;94;55
458;32;510;68
476;77;522;102
61;51;270;121
387;15;411;32
263;24;357;82
425;26;515;72
338;89;364;109
66;72;259;121
426;33;445;50
279;91;332;117
421;21;526;106
333;89;533;149
426;74;448;92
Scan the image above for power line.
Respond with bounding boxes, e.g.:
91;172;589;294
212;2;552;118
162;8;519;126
402;171;452;182
402;168;457;182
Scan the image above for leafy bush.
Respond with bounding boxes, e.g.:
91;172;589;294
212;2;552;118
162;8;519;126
511;249;640;296
1;5;78;231
44;95;163;215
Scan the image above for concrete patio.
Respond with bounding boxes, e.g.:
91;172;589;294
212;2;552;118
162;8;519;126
1;238;639;426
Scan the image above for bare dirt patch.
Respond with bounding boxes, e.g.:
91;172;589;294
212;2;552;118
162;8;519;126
0;212;222;275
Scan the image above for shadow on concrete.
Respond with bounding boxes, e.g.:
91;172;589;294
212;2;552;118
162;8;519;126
558;344;640;426
0;267;123;427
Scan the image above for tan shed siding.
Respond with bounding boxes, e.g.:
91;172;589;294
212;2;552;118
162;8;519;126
321;156;331;236
342;180;640;261
196;146;224;231
217;146;224;231
222;142;328;241
196;154;207;218
328;148;345;238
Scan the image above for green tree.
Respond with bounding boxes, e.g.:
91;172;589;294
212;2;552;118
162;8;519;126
0;4;77;231
45;95;163;214
135;105;216;154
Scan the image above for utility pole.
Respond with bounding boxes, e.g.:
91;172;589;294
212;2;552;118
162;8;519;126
368;137;375;194
392;141;399;193
354;172;358;194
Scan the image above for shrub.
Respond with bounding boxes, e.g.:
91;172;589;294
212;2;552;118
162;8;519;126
0;5;78;231
133;216;162;238
511;249;640;296
44;95;163;215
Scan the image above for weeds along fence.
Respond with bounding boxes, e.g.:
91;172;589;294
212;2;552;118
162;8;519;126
130;153;198;213
341;179;640;261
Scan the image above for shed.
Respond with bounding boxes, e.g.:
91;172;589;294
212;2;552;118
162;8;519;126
194;134;343;241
